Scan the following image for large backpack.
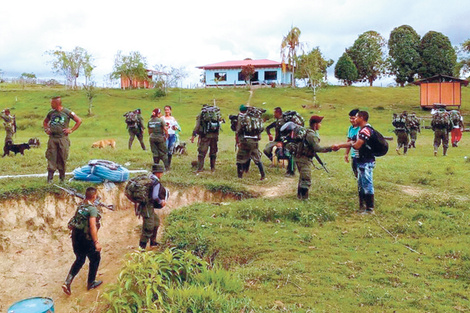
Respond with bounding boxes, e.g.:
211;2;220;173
281;110;304;127
449;110;461;127
431;110;450;129
200;105;221;134
228;114;239;132
238;106;265;135
363;126;389;157
125;174;155;204
392;113;407;129
124;111;139;128
67;203;100;231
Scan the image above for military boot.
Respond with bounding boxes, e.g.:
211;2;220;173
59;170;66;183
403;147;408;155
297;187;309;200
47;170;55;184
443;147;448;156
139;241;147;250
210;156;216;172
257;162;266;180
244;159;251;173
153;156;159;164
196;156;204;173
140;139;146;150
237;163;243;178
62;273;75;295
167;155;173;170
150;227;159;247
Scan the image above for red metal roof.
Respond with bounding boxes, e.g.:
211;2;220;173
197;59;282;70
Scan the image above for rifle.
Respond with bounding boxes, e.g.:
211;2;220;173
54;184;115;211
313;152;329;173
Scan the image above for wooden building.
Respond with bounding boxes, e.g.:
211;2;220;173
120;69;165;89
413;75;469;109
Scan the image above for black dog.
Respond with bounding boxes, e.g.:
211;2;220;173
3;142;30;157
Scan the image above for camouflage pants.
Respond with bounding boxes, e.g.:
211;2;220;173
150;135;168;165
46;136;70;171
395;130;409;148
237;138;261;165
409;129;418;144
140;205;159;244
4;129;13;144
433;128;449;150
294;156;312;189
128;128;145;149
198;135;218;159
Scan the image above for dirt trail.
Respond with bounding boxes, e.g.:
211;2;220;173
0;184;240;312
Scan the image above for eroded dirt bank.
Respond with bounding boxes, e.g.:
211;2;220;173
0;183;240;312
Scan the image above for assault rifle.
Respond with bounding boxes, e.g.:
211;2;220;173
313;152;329;173
54;185;115;211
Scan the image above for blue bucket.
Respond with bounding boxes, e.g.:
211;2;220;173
8;297;54;313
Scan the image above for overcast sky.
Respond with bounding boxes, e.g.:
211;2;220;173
0;0;468;87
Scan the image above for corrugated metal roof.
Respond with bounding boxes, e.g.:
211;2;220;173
197;59;282;69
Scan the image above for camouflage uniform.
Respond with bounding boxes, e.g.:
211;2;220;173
407;114;420;148
148;116;168;168
236;112;265;180
392;114;409;154
431;109;450;156
0;111;15;144
192;114;219;172
45;108;75;175
128;114;146;150
139;171;165;249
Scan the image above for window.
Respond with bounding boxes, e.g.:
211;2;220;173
265;71;277;81
214;72;226;81
238;71;245;81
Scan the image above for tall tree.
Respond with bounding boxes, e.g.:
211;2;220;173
334;52;358;86
418;31;457;78
46;46;94;89
347;31;388;86
296;47;333;102
240;64;255;85
456;39;470;77
111;51;148;89
281;26;302;87
388;25;421;86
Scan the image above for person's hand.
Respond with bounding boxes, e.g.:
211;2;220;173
268;134;273;141
331;144;340;151
63;128;72;134
190;136;195;143
344;154;350;163
44;128;51;135
95;242;102;252
161;200;166;208
276;142;283;148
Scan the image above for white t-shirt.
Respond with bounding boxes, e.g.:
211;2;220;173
163;116;180;135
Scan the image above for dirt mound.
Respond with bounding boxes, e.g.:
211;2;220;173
0;183;239;312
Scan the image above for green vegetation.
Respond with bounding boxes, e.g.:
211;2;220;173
1;84;470;311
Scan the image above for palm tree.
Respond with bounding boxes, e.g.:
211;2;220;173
281;26;302;87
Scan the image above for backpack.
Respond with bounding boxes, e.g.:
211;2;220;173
200;105;221;134
363;126;388;157
281;110;304;127
125;174;155;204
238;107;265;135
229;114;239;132
67;204;99;231
449;110;461;127
431;110;450;129
124;111;139;128
392;114;407;129
407;115;420;129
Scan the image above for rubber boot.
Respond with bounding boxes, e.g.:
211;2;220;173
297;187;309;200
59;169;66;183
62;273;74;295
244;159;251;173
237;163;243;178
47;170;55;184
443;147;448;156
210;156;216;172
257;162;266;180
87;280;103;290
167;154;172;170
197;156;204;172
150;227;159;247
139;241;147;250
363;194;375;214
403;147;408;155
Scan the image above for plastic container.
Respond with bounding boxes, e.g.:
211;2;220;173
8;297;54;313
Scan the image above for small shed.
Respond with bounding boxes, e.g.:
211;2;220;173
120;69;165;89
413;74;469;109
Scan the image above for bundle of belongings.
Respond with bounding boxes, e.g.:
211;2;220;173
72;159;130;183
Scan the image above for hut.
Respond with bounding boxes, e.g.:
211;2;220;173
413;74;469;109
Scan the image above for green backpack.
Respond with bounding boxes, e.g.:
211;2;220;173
431;110;450;129
125;174;155;204
67;204;99;231
281;110;304;127
239;107;265;135
200;105;221;134
449;110;461;127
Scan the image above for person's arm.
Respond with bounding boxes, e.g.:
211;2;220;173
64;113;82;134
265;121;276;141
307;132;334;153
88;217;101;252
191;115;200;143
43;114;51;135
344;139;352;163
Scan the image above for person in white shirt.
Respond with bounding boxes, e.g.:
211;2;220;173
163;105;181;169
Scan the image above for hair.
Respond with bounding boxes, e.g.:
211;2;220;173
152;108;161;117
349;109;359;117
4;109;10;114
85;187;97;199
164;105;172;110
357;111;369;121
274;107;282;113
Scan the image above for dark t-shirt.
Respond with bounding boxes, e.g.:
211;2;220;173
47;108;75;138
357;125;375;163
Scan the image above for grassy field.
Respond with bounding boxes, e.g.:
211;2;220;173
1;84;469;311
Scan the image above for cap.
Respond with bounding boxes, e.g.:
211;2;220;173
152;163;165;173
309;115;324;124
280;121;300;133
239;104;248;112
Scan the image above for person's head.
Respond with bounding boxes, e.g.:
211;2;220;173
51;96;62;110
135;108;141;114
152;163;165;179
355;111;369;127
152;108;162;117
274;107;283;119
349;109;359;126
164;105;172;116
4;108;10;115
85;187;98;201
239;104;248;113
309;115;324;130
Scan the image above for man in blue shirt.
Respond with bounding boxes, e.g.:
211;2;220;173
344;109;360;178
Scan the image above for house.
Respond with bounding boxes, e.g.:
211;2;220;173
413;74;469;109
120;69;167;89
197;59;292;87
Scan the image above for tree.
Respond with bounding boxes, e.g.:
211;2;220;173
388;25;421;86
46;46;94;89
111;51;148;89
418;31;457;78
240;64;255;85
20;72;37;88
334;52;358;86
456;39;470;77
83;83;97;116
296;47;333;103
347;31;388;86
154;64;188;88
281;26;302;87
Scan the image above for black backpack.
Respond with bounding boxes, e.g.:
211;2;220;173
364;126;388;157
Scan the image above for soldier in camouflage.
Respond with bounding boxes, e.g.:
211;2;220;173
407;112;420;148
392;111;409;155
148;108;169;169
1;108;15;145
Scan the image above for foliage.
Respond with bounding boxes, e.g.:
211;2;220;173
46;46;94;89
418;31;457;78
335;52;358;86
388;25;421;86
240;63;255;85
83;82;97;116
153;64;188;88
296;47;333;102
456;39;470;77
281;26;302;87
110;51;149;89
347;30;388;86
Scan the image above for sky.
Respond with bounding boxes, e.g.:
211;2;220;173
0;0;468;88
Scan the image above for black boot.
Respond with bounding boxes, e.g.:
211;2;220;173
358;192;366;212
150;227;159;247
257;162;266;180
244;159;251;173
87;280;103;290
237;163;243;178
443;147;448;156
167;154;172;170
404;147;408;155
59;170;66;183
47;170;54;184
297;187;309;200
139;139;146;150
363;194;375;214
139;241;147;250
62;273;74;295
210;156;216;172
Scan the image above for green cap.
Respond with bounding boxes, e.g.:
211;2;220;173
239;104;248;112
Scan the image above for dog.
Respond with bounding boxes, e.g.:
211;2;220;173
91;139;116;149
173;141;187;155
3;142;30;157
28;137;41;148
191;160;198;169
272;146;288;168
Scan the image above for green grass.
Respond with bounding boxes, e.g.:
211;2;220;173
2;84;470;311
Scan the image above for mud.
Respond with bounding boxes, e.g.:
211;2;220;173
0;183;239;312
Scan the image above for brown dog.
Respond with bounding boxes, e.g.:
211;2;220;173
91;139;116;149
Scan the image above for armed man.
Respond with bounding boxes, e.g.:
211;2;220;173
125;108;146;150
148;108;169;169
407;112;420;148
1;108;15;145
392;111;409;155
281;116;337;200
